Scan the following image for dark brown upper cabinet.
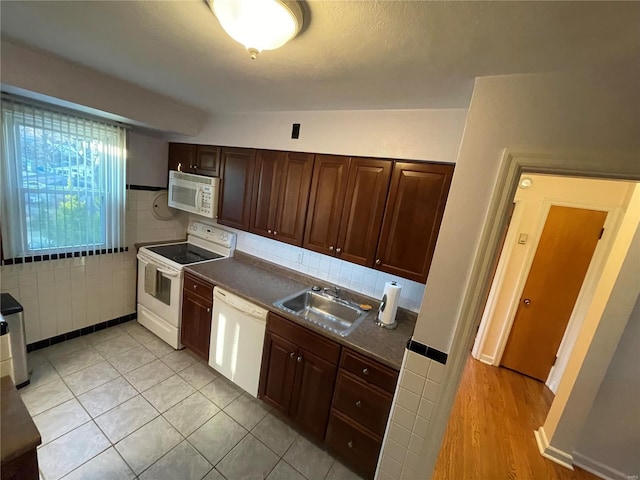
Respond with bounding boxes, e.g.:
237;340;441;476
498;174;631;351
304;155;392;267
250;150;314;246
375;161;454;283
217;147;256;230
167;143;220;178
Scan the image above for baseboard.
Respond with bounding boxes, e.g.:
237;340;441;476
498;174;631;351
572;451;633;480
478;354;494;365
534;427;575;470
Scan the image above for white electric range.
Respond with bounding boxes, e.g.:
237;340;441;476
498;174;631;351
136;221;236;349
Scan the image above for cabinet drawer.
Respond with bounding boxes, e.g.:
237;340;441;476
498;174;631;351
183;273;214;301
340;349;399;394
268;313;340;365
326;410;381;479
332;371;393;436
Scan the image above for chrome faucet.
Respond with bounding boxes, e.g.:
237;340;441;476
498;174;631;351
323;285;341;299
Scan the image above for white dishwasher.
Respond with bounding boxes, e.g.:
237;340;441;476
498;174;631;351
209;287;268;398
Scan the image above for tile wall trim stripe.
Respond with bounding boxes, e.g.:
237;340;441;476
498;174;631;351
406;338;448;365
2;247;129;265
26;313;137;352
127;184;165;191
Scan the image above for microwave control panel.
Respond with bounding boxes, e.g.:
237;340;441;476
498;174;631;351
201;185;213;214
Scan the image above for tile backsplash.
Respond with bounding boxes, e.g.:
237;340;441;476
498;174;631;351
200;218;425;313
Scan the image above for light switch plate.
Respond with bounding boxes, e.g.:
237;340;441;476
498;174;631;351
518;233;528;245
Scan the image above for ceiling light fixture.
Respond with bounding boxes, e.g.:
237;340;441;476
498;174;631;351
212;0;303;60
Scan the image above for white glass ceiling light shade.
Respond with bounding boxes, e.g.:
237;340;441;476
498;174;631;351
213;0;303;59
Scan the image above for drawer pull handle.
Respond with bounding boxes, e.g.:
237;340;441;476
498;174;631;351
297;355;303;363
355;400;362;408
362;368;369;375
290;352;295;358
347;441;353;449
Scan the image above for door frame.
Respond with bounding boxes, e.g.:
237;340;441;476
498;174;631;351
473;195;625;392
419;149;640;476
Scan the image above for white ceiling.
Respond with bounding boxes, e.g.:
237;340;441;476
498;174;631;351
1;1;638;114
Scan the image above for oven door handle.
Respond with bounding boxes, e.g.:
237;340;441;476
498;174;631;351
137;253;180;278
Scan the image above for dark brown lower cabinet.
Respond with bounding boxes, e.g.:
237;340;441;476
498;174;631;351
326;410;382;478
181;273;214;360
258;313;339;441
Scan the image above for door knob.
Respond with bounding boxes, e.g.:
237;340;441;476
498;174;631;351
523;298;531;306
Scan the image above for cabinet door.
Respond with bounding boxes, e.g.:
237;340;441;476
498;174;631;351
195;145;221;177
180;290;213;360
273;152;314;246
258;331;298;414
218;148;256;231
250;150;282;238
303;155;350;256
290;347;338;440
168;143;197;177
376;162;454;283
336;158;392;267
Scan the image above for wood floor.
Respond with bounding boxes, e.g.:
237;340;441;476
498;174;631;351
432;356;600;480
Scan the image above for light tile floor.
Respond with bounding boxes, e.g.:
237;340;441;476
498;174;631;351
22;320;365;480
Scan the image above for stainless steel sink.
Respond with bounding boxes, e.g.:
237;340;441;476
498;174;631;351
273;288;369;337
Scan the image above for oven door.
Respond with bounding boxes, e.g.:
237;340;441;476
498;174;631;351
136;251;182;326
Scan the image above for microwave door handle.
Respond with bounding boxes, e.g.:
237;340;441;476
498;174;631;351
195;187;203;210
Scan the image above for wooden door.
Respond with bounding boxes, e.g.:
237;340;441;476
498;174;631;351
303;155;350;256
273;152;314;246
195;145;221;177
337;158;392;267
501;206;607;381
290;347;337;440
180;290;213;360
376;162;454;283
250;150;282;238
217;147;255;231
258;331;298;414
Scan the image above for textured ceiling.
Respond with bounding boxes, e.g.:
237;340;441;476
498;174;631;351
1;1;638;113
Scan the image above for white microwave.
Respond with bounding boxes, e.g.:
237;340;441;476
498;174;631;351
168;171;219;218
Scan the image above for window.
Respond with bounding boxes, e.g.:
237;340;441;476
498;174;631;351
1;96;127;261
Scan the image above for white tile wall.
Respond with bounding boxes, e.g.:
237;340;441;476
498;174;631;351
0;188;188;344
377;349;446;480
216;223;426;312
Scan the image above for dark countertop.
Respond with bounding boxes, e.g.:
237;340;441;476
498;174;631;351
185;252;415;370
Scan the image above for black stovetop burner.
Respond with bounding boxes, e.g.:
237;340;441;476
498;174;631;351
147;243;223;265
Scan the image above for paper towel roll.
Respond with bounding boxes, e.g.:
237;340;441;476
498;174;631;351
378;281;402;326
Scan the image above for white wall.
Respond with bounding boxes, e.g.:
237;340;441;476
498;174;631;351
0;39;203;135
128;130;170;188
414;68;640;353
573;294;640;479
172;109;467;162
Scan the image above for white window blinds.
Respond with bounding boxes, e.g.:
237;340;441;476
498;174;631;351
1;96;127;260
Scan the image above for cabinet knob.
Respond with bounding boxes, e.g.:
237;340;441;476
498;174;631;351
328;245;334;251
290;352;295;358
194;284;197;289
268;229;272;233
207;307;211;313
336;247;342;253
347;441;353;449
297;355;303;363
274;231;278;236
355;400;362;408
362;367;369;375
375;259;381;265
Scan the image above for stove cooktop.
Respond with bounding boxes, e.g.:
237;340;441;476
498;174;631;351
147;243;224;265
